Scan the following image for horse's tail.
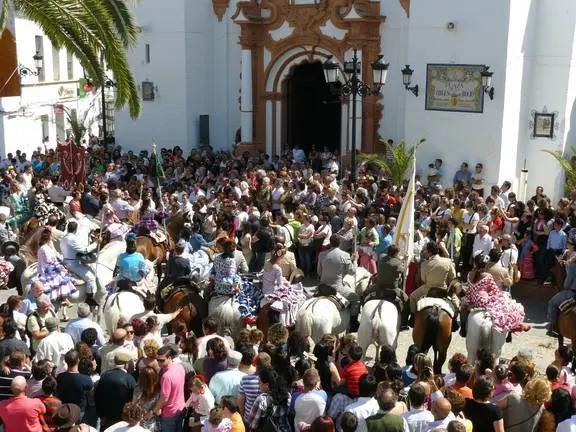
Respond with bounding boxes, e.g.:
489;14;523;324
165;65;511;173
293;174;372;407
296;303;314;340
421;306;441;353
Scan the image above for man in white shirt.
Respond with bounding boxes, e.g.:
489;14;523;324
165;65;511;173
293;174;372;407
557;414;576;432
344;374;380;432
47;181;71;205
402;384;434;432
425;398;455;432
489;185;506;210
472;224;493;257
65;303;106;345
209;350;246;404
60;220;100;306
292;145;306;164
130;295;182;331
294;368;328;431
110;189;136;221
189;184;206;203
34;316;74;374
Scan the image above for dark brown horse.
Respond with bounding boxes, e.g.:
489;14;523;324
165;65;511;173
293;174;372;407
161;284;208;337
136;236;168;280
412;281;461;374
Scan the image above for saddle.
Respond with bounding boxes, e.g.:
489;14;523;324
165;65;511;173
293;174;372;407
160;277;201;301
314;284;349;311
148;230;167;245
559;297;576;313
417;297;455;318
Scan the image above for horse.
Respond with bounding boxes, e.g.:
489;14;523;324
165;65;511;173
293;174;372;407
136;235;168;281
558;306;576;350
412;283;460;374
295;297;350;344
161;280;208;337
208;295;245;337
357;300;399;362
345;266;372;297
465;308;507;364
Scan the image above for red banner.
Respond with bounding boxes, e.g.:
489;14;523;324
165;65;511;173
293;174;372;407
57;139;86;190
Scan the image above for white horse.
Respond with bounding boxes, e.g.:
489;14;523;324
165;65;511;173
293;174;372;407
357;300;399;361
208;295;244;336
344;267;372;297
295;297;350;344
466;309;507;364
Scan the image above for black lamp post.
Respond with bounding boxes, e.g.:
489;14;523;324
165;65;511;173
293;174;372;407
481;65;495;100
19;51;44;77
101;78;116;143
401;65;419;97
323;49;389;184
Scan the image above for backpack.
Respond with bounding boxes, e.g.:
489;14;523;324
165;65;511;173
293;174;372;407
25;309;56;353
256;397;291;432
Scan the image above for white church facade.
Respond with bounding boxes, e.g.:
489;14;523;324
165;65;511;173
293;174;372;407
115;0;576;200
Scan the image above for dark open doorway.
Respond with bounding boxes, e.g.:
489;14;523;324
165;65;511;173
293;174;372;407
285;61;341;155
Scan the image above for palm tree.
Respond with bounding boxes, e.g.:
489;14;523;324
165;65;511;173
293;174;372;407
0;0;141;118
360;138;425;187
542;147;576;193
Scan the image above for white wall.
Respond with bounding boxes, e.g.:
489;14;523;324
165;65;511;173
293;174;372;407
115;0;189;153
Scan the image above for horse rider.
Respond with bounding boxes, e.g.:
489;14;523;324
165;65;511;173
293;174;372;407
60;220;100;307
110;189;137;222
317;235;361;331
115;233;149;291
546;250;576;337
362;244;409;329
408;241;459;326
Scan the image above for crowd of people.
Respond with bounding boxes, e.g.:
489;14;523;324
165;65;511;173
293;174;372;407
0;141;572;432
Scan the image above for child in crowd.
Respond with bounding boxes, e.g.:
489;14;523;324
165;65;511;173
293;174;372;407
491;364;515;402
187;377;216;429
443;352;467;388
250;329;264;355
338;345;367;398
204;407;232;432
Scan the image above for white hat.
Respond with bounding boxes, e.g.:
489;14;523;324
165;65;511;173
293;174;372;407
228;350;242;367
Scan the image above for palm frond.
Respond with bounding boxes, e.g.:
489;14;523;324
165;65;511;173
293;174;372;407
13;0;141;118
542;147;576;193
0;0;10;33
360;138;417;186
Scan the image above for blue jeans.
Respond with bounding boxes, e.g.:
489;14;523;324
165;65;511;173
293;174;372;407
298;245;314;275
161;411;184;432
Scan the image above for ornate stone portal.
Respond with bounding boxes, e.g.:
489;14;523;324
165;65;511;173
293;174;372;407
228;0;385;157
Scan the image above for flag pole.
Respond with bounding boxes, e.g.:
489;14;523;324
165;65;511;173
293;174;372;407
151;140;169;239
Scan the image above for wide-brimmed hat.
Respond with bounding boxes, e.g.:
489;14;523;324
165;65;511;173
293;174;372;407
53;403;81;428
0;241;19;256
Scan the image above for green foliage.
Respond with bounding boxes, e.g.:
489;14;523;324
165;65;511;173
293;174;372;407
0;0;141;118
360;138;425;187
64;107;95;144
542;147;576;193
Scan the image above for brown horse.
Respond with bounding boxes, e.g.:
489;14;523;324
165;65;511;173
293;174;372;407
162;285;208;337
412;282;461;374
558;309;576;350
136;236;168;280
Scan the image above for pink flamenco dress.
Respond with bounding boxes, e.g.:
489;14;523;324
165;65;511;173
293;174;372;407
261;263;306;327
31;244;77;301
464;273;530;334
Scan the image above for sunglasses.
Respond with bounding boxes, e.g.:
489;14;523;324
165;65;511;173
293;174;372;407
126;331;134;335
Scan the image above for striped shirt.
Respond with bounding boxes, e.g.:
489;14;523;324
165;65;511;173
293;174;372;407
239;374;261;421
0;369;31;401
39;395;62;431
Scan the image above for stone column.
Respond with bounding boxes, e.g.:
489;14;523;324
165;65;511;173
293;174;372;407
241;48;253;143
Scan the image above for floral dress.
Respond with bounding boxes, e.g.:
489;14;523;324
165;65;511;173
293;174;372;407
261;264;306;326
30;243;77;301
464;273;525;333
133;388;160;431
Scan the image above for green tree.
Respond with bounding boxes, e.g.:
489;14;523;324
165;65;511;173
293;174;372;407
0;0;141;118
542;147;576;193
360;138;425;187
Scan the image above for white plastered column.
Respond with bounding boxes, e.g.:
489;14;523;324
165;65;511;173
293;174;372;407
241;49;253;142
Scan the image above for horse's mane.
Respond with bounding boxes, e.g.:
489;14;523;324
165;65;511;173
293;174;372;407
166;212;188;242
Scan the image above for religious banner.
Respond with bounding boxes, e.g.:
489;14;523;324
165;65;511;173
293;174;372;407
57;138;86;190
0;9;20;97
425;64;485;113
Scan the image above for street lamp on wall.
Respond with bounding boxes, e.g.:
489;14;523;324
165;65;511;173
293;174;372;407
19;51;44;77
322;49;389;184
401;65;419;97
481;65;495;100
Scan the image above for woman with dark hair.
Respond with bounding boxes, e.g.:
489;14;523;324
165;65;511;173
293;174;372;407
463;376;504;432
261;244;306;327
211;238;242;297
81;328;101;373
203;338;228;383
544;388;573;430
28;226;76;319
113;232;149;290
553;345;576;387
460;252;528;336
248;368;291;432
312;341;340;394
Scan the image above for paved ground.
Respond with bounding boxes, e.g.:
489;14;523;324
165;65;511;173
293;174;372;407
2;279;562;374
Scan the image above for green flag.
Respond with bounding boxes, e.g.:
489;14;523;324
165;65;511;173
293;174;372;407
149;152;165;186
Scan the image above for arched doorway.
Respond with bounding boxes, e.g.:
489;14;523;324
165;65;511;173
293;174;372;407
284;61;341;154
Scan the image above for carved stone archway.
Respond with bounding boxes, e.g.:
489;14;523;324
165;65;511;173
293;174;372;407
229;0;385;156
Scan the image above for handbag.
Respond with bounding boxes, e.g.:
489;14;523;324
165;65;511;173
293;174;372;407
77;251;98;265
